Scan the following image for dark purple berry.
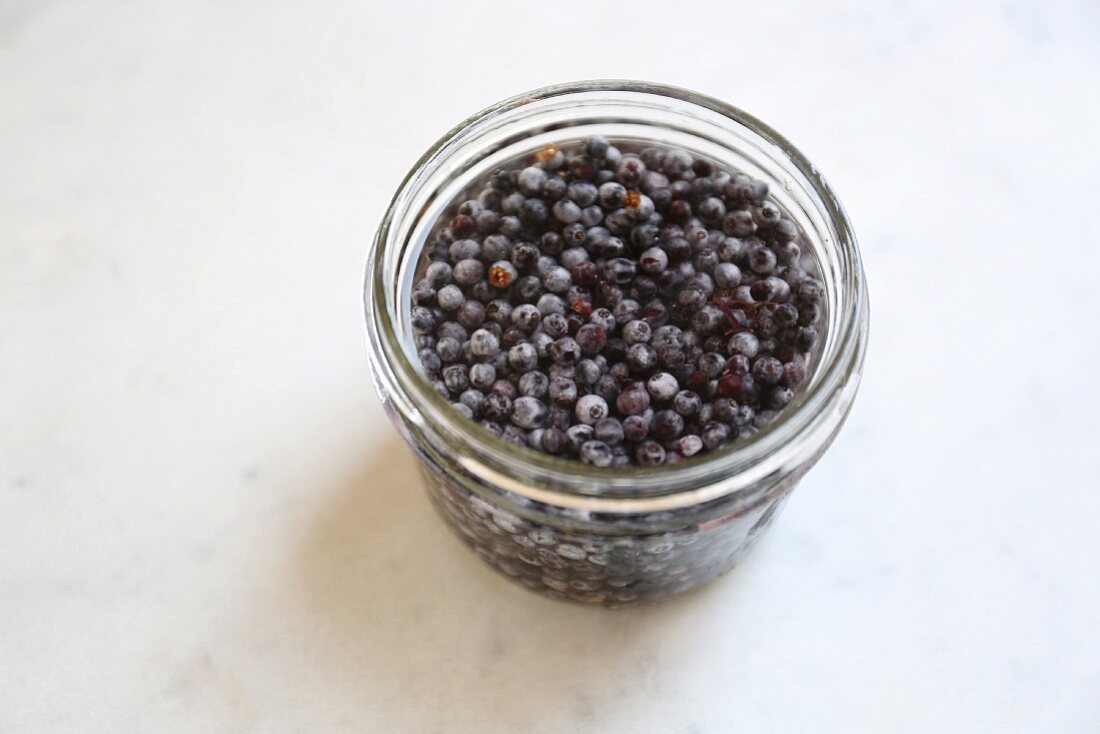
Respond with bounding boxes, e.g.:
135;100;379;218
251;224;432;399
635;441;666;466
575;323;608;355
625;343;658;375
783;360;808;387
602;257;636;285
723;210;756;237
549;336;581;365
518;371;549;398
616;385;651;416
469;328;499;358
616;155;646;186
594;417;624;446
517;166;546;195
701;422;730;450
542;176;567;201
798;278;824;304
797;326;819;351
548;376;578;406
565;424;594;452
646;372;679;402
574;394;609;425
673;435;703;457
540;426;567;454
769;386;794;409
651;410;684;440
579;440;613;467
673;390;702;417
622;412;652;442
511;396;547;429
469;363;496;391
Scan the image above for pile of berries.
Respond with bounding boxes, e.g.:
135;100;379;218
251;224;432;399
410;137;825;467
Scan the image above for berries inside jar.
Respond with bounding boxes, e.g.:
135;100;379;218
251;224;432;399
409;137;825;467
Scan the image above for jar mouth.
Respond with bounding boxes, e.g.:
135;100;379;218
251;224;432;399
366;80;868;506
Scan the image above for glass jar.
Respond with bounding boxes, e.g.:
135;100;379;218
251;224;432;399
365;80;868;606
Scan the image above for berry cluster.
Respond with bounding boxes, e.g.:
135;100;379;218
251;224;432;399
410;137;824;467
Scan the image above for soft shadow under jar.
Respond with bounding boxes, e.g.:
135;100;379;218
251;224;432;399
365;81;868;606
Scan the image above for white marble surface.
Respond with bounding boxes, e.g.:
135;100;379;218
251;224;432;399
3;1;1099;731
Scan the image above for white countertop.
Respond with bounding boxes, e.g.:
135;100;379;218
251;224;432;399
3;1;1099;731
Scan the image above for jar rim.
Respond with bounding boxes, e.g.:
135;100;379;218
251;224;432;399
365;80;868;511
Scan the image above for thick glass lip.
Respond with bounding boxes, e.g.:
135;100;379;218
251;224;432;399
365;80;868;509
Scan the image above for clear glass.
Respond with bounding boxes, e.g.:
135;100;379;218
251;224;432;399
365;80;869;606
